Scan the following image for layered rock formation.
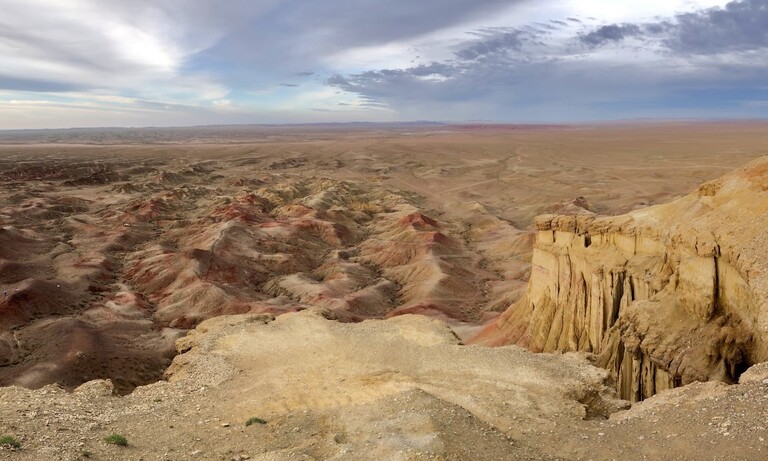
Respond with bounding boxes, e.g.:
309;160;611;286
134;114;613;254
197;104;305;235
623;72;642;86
473;156;768;401
0;156;506;392
0;310;631;460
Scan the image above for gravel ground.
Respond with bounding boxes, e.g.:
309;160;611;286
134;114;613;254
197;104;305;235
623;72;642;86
1;311;766;460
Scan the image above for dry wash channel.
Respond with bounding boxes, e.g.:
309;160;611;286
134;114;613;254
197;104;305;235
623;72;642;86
473;155;768;401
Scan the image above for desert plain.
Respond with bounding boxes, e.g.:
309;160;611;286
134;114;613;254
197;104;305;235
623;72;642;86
1;122;768;460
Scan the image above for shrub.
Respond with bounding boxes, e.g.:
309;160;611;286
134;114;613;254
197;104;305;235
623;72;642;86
0;435;21;448
245;416;267;426
104;434;128;446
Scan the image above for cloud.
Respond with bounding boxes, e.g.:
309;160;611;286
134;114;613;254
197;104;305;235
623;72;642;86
666;0;768;54
454;28;528;60
578;0;768;54
0;1;180;81
325;0;768;121
0;0;242;106
580;24;642;46
269;0;524;51
2;0;768;127
186;0;528;81
0;76;86;92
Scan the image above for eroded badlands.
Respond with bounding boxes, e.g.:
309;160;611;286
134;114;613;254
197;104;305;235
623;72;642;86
1;123;768;460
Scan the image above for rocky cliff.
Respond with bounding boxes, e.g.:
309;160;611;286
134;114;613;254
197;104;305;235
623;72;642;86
0;310;630;460
472;156;768;401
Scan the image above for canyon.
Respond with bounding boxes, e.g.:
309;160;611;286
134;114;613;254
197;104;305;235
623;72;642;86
0;123;767;460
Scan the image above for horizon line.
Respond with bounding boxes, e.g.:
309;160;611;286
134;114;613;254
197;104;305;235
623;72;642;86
2;117;768;133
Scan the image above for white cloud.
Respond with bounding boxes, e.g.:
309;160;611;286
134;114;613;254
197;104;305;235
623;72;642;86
103;21;181;73
0;0;232;99
0;0;765;128
557;0;731;22
318;0;734;77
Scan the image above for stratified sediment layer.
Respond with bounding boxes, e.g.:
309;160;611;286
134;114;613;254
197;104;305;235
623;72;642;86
473;156;768;401
0;156;507;391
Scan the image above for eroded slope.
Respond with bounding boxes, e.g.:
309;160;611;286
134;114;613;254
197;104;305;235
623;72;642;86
0;156;505;392
474;156;768;401
0;310;627;460
3;309;768;460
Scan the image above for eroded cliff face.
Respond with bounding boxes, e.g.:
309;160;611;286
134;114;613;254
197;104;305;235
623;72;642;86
472;156;768;401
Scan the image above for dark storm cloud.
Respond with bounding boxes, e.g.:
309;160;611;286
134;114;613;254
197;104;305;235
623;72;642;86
407;62;455;77
328;57;548;109
328;60;460;99
643;23;672;35
455;31;525;60
326;25;550;105
579;24;642;46
454;28;541;60
578;0;768;54
666;0;768;54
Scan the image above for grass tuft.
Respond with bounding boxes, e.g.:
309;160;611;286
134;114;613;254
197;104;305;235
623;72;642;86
104;434;128;446
0;435;21;448
245;416;267;426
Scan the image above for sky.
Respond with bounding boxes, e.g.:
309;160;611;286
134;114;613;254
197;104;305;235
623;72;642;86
1;0;767;128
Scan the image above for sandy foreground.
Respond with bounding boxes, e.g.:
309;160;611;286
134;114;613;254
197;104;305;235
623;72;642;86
1;310;767;460
0;122;768;460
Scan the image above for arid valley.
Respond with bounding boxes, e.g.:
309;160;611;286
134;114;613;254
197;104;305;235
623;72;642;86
1;122;768;460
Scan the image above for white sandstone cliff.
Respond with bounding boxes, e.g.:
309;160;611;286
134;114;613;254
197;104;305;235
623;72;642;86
473;156;768;401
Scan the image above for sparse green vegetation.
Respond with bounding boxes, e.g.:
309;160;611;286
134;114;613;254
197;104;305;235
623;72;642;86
245;416;267;426
104;434;128;446
0;435;21;448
